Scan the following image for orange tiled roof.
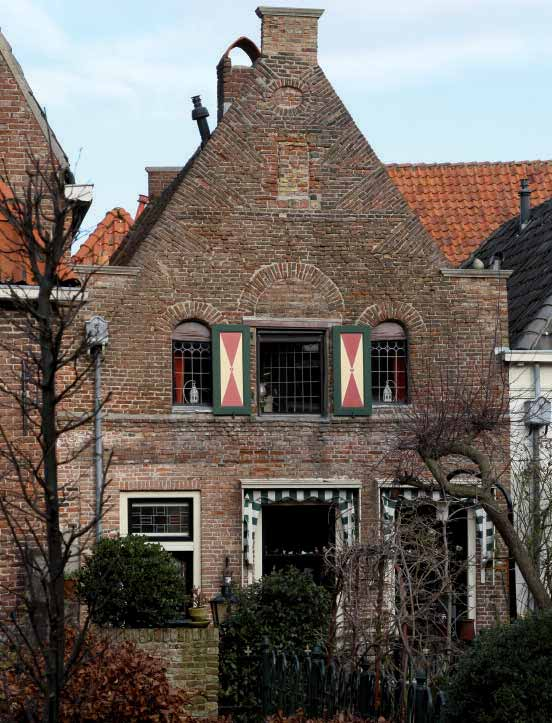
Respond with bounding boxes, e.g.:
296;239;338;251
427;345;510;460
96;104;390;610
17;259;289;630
73;195;148;266
387;160;552;265
0;181;75;283
73;207;134;265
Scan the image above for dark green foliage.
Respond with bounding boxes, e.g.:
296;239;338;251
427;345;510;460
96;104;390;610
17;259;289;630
446;611;552;723
219;567;331;715
77;535;186;627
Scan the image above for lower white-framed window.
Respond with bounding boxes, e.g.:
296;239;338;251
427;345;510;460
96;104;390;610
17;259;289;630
379;484;477;629
242;480;361;584
120;491;201;593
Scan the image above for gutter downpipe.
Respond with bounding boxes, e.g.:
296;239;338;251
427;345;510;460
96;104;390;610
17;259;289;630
85;316;109;542
93;346;103;542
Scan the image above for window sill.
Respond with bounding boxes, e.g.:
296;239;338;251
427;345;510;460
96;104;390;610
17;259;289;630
171;405;213;414
256;414;330;423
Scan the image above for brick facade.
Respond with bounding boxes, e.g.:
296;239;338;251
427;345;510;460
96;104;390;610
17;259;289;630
0;7;511;632
69;6;511;628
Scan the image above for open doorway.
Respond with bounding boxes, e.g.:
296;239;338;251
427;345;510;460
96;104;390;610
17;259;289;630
262;503;335;585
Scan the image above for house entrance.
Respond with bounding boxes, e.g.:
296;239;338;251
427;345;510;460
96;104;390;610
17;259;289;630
262;503;335;585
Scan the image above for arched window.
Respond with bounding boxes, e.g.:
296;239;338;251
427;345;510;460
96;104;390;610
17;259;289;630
172;321;212;406
371;321;407;403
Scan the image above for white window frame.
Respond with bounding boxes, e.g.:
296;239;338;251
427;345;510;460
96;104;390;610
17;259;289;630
377;482;477;626
119;491;201;589
241;479;362;583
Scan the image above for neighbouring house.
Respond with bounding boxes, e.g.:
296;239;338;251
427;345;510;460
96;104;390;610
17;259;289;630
57;5;515;636
0;29;91;607
472;184;552;613
73;196;148;266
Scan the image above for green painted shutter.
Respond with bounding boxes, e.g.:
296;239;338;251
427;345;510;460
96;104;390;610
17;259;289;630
332;325;372;416
212;324;251;415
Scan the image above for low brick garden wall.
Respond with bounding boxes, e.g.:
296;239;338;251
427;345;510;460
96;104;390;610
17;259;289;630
108;626;219;717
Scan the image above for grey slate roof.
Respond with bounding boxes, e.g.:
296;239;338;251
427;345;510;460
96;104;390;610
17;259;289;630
473;197;552;348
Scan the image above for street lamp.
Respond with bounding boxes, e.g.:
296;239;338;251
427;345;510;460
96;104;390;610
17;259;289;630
210;557;238;627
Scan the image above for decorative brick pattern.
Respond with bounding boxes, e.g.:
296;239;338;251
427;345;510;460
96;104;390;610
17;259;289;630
277;136;309;200
238;261;345;316
108;627;219;717
272;85;303;109
356;302;427;334
161;300;226;331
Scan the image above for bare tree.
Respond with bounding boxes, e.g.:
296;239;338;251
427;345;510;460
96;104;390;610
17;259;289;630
325;501;468;718
394;340;552;611
0;138;109;722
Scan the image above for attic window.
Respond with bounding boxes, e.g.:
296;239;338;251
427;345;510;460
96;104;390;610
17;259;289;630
172;321;212;407
371;322;407;403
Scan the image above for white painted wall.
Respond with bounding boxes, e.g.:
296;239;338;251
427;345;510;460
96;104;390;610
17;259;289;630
508;353;552;613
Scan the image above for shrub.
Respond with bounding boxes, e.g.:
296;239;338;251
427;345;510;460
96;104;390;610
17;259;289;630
446;611;552;723
0;627;192;722
77;535;186;627
219;567;331;714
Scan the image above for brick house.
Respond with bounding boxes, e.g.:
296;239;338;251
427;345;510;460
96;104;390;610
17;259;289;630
0;29;92;610
61;6;514;632
0;7;513;633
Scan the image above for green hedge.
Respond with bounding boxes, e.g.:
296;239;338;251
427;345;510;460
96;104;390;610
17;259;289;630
219;567;331;714
446;611;552;723
77;535;186;627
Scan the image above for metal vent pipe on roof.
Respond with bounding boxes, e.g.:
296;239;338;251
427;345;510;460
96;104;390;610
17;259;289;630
191;95;211;147
519;178;531;230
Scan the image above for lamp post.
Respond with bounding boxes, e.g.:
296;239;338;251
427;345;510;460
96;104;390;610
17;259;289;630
210;558;238;627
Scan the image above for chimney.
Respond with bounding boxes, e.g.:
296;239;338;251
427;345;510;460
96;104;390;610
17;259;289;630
191;95;211;147
255;6;324;65
217;37;260;121
519;178;531;230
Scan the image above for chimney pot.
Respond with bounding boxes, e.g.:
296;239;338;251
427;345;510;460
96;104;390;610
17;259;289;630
519;178;531;230
191;95;211;147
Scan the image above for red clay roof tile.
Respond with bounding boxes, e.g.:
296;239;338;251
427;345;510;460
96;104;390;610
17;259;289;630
72;195;148;266
388;160;552;265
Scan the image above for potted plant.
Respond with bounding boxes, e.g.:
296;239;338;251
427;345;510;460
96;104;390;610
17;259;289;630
188;586;209;626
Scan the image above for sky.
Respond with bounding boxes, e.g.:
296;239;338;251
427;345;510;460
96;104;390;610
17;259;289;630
2;0;552;240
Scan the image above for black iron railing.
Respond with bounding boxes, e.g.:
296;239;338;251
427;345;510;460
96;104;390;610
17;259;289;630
255;638;447;722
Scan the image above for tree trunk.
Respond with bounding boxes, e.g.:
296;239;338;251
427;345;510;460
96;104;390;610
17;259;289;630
39;290;64;723
483;501;552;610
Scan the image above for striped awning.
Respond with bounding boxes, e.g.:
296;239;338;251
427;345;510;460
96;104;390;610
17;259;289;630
381;488;494;568
243;488;358;566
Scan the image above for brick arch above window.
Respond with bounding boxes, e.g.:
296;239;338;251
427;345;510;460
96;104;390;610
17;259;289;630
356;302;426;335
238;262;345;316
160;301;226;333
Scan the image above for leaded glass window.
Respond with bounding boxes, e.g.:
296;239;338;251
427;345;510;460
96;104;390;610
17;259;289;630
371;322;407;403
172;321;212;406
258;331;324;414
128;498;192;540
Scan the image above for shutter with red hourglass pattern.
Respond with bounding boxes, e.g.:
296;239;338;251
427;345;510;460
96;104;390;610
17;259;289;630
212;325;251;415
332;326;372;416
